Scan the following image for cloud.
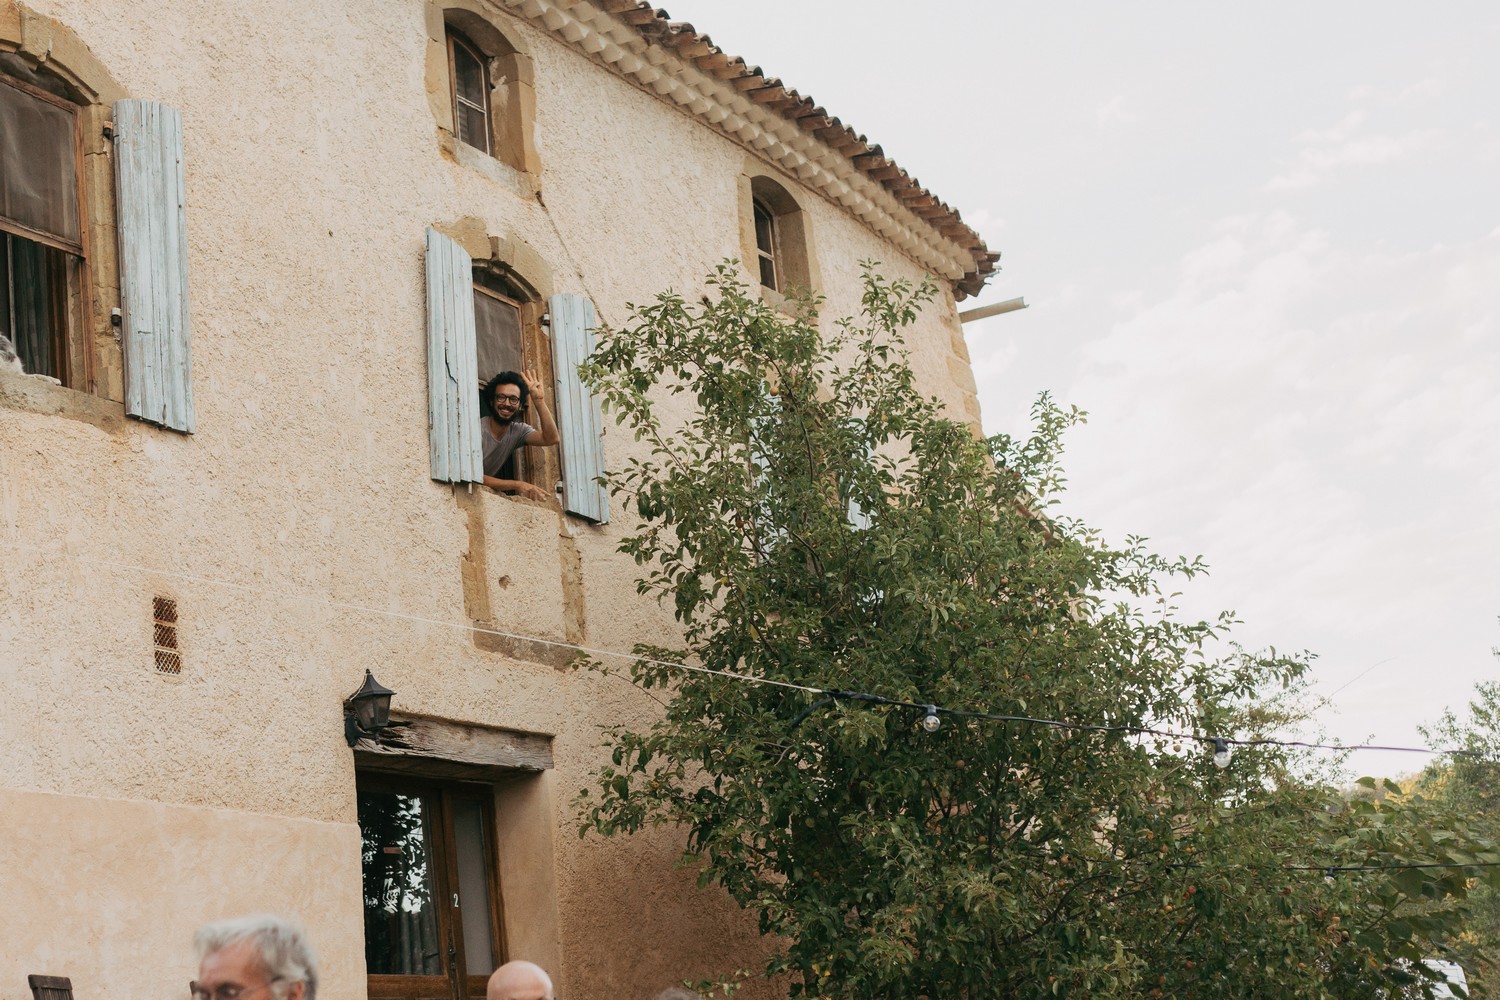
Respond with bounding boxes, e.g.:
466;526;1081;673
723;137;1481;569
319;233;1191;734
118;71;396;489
1027;212;1500;757
1399;77;1446;101
1296;111;1368;144
1096;94;1137;128
963;206;1007;244
1265;126;1441;191
1265;106;1443;191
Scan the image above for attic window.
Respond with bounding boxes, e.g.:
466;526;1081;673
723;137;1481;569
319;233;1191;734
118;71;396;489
448;30;491;155
752;198;778;291
743;174;816;297
153;596;181;674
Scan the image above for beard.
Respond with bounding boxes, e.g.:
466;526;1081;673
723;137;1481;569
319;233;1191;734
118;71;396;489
493;410;516;425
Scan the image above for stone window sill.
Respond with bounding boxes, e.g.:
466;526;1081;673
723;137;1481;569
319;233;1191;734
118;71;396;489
439;131;537;200
0;369;128;433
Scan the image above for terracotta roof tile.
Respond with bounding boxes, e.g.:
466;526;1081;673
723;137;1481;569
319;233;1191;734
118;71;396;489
608;4;1000;297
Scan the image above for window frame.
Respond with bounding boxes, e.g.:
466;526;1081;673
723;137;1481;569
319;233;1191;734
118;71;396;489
358;772;508;1000
447;29;492;157
752;197;779;292
472;265;557;498
0;67;92;389
741;171;819;303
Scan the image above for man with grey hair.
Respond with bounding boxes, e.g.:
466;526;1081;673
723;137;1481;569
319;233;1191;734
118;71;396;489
653;989;704;1000
192;914;317;1000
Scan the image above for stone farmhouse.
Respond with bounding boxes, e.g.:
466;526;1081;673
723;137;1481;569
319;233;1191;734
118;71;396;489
0;0;998;996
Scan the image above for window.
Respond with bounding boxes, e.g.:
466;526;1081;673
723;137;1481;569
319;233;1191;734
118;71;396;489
741;172;819;300
752;198;778;291
448;30;490;155
0;55;88;386
0;24;196;433
473;268;551;490
431;7;539;180
425;228;609;521
473;272;524;381
359;774;504;1000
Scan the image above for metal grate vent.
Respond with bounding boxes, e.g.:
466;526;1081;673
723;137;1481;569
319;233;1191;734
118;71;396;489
153;596;181;674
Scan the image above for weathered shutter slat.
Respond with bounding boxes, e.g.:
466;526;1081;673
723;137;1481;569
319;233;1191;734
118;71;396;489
549;293;608;523
114;99;195;433
426;229;482;483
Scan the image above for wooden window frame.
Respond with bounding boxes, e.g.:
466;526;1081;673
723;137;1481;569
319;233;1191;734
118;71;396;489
447;30;491;157
0;69;91;390
752;197;778;292
473;269;557;498
359;772;508;1000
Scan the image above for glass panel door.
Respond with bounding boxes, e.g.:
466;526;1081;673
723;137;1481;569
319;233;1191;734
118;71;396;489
358;789;445;976
358;777;506;1000
451;796;497;976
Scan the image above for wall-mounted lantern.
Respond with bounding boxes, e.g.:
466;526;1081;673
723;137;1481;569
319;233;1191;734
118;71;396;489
344;669;397;747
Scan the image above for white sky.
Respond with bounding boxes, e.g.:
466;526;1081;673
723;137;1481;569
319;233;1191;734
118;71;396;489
660;2;1500;776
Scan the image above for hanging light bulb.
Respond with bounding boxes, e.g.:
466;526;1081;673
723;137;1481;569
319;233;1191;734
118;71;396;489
920;705;942;733
1212;738;1232;769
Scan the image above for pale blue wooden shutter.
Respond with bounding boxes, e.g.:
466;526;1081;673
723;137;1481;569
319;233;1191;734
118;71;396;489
113;100;194;433
549;293;608;522
426;228;483;483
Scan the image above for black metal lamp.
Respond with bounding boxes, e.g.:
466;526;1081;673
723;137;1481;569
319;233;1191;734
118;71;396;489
344;669;397;746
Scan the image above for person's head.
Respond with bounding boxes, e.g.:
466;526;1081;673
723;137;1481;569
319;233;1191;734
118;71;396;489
654;989;704;1000
486;960;554;1000
192;914;317;1000
483;371;528;423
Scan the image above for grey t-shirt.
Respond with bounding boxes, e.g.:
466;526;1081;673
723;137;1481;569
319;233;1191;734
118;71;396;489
482;418;536;478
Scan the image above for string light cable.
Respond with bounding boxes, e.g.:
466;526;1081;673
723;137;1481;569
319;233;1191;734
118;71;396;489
786;688;1481;760
5;538;1497;878
0;537;1484;762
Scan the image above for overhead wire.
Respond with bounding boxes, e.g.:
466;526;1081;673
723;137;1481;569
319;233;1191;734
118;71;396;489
0;536;1481;757
2;537;1496;878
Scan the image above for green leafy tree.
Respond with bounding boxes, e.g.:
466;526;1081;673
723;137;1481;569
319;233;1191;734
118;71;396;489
1418;675;1500;995
578;264;1495;999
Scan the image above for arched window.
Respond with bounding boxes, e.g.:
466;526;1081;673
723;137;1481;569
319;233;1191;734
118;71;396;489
471;260;555;495
430;5;539;180
473;267;527;386
425;227;608;520
742;172;818;298
447;29;490;155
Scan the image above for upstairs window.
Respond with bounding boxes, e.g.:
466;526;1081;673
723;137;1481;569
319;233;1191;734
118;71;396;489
0;57;86;386
448;30;490;156
472;268;549;492
752;198;778;291
473;271;523;379
430;7;539;181
0;32;196;434
425;228;609;522
741;173;819;300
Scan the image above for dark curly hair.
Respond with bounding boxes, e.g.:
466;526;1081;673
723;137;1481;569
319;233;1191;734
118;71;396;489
481;371;528;420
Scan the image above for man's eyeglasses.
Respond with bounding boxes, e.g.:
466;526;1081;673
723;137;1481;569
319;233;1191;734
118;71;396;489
189;978;282;1000
493;393;522;406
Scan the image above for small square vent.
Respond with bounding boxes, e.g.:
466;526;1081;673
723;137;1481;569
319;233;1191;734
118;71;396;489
153;596;181;674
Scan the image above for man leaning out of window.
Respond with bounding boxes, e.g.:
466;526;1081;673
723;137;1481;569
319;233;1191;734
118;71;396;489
481;369;560;501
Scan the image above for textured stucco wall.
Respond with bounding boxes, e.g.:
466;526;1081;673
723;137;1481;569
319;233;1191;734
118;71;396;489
0;787;364;999
0;1;985;997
